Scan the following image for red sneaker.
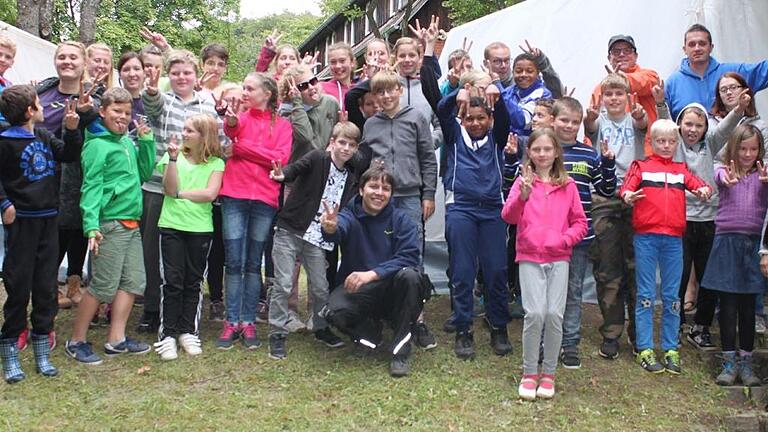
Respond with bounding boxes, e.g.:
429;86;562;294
537;373;556;399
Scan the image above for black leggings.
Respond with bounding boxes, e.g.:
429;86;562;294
58;228;88;278
207;205;225;303
719;292;756;352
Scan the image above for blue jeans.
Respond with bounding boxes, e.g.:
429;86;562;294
634;233;682;352
221;197;276;323
562;244;590;349
393;196;423;257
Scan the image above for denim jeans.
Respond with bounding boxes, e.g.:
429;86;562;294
221;197;276;323
634;233;682;352
392;196;423;256
562;244;590;349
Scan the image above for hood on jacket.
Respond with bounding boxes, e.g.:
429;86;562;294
678;56;722;80
84;118;124;141
349;194;394;221
675;102;710;144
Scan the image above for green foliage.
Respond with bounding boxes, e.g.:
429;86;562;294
0;1;17;24
442;0;523;26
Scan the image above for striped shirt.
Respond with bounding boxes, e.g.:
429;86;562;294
562;141;616;244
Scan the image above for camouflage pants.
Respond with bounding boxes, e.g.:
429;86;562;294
590;194;636;342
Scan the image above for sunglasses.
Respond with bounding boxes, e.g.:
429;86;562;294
296;77;318;91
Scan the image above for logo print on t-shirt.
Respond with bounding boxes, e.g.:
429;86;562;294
20;140;55;181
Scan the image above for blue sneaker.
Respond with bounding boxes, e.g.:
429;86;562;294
104;337;151;356
65;340;103;365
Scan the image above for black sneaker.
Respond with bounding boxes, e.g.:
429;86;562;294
489;326;512;356
136;311;159;334
209;301;225;322
686;327;716;350
598;338;619;360
268;334;286;360
560;347;581;369
389;354;411;377
314;328;345;348
413;322;437;350
454;330;475;360
443;317;457;333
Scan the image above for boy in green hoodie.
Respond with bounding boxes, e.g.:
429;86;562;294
65;87;156;365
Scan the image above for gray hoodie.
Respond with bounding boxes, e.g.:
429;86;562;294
360;105;437;200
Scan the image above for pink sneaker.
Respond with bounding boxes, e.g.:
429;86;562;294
240;323;261;350
537;373;556;399
518;374;538;400
216;321;240;350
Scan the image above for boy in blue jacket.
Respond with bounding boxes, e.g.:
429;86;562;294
320;166;430;378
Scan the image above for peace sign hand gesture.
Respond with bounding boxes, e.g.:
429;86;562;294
693;186;712;201
134;117;152;139
519;164;535;201
139;27;170;51
456;87;470;119
145;67;161;96
722;160;740;187
651;79;665;105
518;39;541;59
735;88;752;114
758;160;768;183
301;51;320;71
265;29;284;52
63;99;80;130
629;93;645;119
562;86;576;97
287;76;301;99
167;135;180;158
586;93;601;123
320;200;340;234
269;160;285;182
600;138;615;160
622;188;646;206
338;110;349;123
224;98;241;127
504;133;518;155
196;71;215;92
485;83;500;110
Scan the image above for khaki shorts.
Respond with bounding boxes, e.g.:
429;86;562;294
87;221;146;303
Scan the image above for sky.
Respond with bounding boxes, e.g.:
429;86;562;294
240;0;322;19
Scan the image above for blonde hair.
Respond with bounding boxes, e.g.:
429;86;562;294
392;37;421;65
370;70;401;94
525;128;570;186
327;42;355;82
650;119;679;141
0;35;17;55
273;44;300;75
86;43;114;88
724;123;765;176
459;70;491;87
55;41;87;84
279;64;316;100
165;49;199;75
600;73;630;93
332;121;360;142
183;114;221;163
214;82;241;100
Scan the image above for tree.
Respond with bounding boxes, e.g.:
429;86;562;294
442;0;524;26
15;0;54;40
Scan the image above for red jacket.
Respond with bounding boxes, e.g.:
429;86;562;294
620;154;708;237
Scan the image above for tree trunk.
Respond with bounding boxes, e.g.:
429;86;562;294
16;0;41;37
38;0;53;40
401;0;413;37
366;0;381;39
79;0;101;45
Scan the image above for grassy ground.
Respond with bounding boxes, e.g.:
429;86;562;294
0;286;741;431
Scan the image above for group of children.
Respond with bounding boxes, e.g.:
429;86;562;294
0;20;766;401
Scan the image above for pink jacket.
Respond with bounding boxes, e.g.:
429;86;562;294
502;177;588;263
221;108;292;208
320;80;351;109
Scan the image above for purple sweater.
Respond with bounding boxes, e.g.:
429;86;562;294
714;168;768;235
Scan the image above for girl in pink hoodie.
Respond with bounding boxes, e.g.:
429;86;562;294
218;72;292;350
501;128;587;401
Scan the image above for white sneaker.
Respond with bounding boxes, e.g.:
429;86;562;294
178;333;203;356
756;315;766;334
153;336;178;361
286;311;306;333
305;313;315;332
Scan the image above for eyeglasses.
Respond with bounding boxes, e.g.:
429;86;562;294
719;84;743;94
609;48;635;56
296;77;318;91
489;58;510;66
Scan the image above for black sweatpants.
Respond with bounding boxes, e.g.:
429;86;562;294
140;191;164;314
158;228;212;339
679;221;718;325
326;267;427;356
207;204;225;303
1;217;59;338
58;227;88;277
719;292;756;352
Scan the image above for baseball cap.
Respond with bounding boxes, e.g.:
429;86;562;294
608;35;636;53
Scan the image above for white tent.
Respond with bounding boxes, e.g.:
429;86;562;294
0;20;58;83
438;0;768;119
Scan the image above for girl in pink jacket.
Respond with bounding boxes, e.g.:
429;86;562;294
501;128;587;401
218;72;292;350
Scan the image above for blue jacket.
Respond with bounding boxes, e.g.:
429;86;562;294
322;196;420;286
437;86;510;206
501;78;552;137
665;56;768;120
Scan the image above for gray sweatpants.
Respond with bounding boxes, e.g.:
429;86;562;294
269;228;329;336
519;261;569;375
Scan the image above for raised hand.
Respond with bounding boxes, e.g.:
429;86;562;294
224;98;241;126
630;93;645;119
622;188;646;206
651;79;665;105
485;82;500;110
196;71;215;92
269;160;285;182
504;133;518;155
736;88;752;113
456;87;470;119
407;18;428;43
693;185;712;201
265;29;284;52
758;160;768;183
63;99;80;130
447;57;466;87
319;200;339;233
301;51;320;70
77;79;96;112
286;76;301;99
145;67;161;96
586;93;601;123
604;63;620;75
562;85;576;97
88;230;104;256
167;135;180;158
212;92;228;116
519;164;535;201
338;110;349;123
134;117;152;138
461;36;473;53
480;64;499;82
139;27;170;51
518;39;541;58
600;138;615;160
722;160;740;187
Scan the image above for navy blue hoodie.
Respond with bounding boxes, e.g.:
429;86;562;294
322;195;420;286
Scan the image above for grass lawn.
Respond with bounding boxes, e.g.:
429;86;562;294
0;288;740;431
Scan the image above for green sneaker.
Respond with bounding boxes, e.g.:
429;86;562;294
663;350;681;375
636;348;664;373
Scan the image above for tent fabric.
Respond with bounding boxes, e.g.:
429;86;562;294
0;20;58;84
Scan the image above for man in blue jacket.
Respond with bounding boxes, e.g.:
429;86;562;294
665;23;768;120
320;166;430;378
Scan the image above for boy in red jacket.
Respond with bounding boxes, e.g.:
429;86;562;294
620;119;711;375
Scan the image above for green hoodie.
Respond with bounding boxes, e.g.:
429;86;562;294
80;120;155;235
